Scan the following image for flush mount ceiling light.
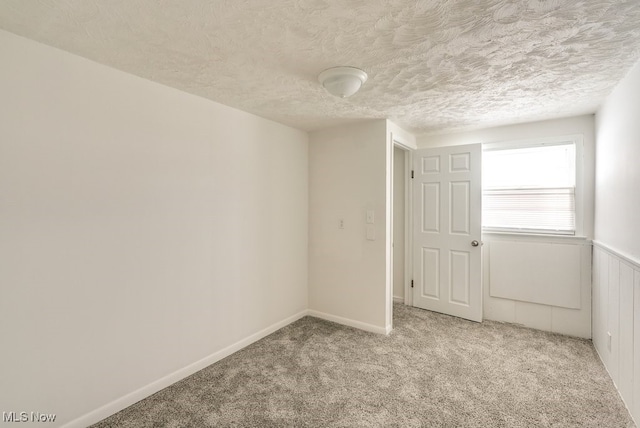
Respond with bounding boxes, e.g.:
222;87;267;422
318;66;368;98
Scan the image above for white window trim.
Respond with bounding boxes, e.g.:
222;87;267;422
482;134;585;238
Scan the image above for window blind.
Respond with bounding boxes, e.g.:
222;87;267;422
483;187;576;234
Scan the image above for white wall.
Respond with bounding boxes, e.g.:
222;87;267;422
417;115;595;338
308;120;389;333
595;60;640;262
0;30;309;427
594;57;640;425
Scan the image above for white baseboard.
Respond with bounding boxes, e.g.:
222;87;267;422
63;308;391;427
393;296;404;304
62;309;308;428
307;309;389;335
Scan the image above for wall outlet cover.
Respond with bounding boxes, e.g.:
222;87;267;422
366;225;376;240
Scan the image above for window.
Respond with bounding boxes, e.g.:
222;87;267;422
483;138;579;235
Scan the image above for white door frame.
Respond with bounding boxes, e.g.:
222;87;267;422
388;132;415;321
405;149;414;307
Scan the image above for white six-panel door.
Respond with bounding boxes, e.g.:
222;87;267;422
412;144;482;322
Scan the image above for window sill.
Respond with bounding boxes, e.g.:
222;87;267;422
481;231;591;245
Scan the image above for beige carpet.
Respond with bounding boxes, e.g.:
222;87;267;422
93;304;635;427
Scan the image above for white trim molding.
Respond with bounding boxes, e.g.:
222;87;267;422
593;240;640;270
63;307;395;428
307;310;391;335
62;309;309;428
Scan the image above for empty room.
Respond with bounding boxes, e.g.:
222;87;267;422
1;1;640;427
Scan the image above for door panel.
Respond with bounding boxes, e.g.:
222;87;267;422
422;183;440;232
421;247;440;298
450;250;470;305
450;181;470;234
412;144;482;322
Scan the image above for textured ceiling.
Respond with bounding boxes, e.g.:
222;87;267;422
1;1;640;134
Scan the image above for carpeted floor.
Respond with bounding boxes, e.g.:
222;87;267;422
93;304;635;427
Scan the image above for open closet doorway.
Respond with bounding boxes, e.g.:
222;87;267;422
392;144;411;307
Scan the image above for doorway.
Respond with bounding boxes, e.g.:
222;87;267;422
393;145;407;303
391;144;412;313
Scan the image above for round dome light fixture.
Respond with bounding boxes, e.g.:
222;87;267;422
318;66;368;98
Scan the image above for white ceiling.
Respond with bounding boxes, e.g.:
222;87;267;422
1;0;640;135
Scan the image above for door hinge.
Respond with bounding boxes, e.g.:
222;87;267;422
411;279;414;288
411;170;414;179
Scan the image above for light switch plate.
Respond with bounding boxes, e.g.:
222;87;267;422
366;210;375;224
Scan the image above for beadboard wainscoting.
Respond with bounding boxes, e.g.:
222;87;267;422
482;234;592;338
592;241;640;424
